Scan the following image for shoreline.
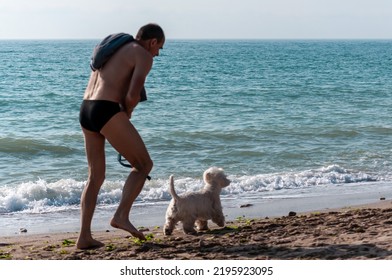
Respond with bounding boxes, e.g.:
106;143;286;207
2;181;391;237
2;199;392;260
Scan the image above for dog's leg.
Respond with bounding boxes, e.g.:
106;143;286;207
182;219;197;235
212;211;225;227
195;220;209;231
163;217;178;236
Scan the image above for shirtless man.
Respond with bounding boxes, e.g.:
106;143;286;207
77;24;165;249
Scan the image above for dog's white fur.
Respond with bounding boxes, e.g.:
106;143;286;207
163;167;231;235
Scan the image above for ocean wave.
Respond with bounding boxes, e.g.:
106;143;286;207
0;165;382;214
0;179;83;214
225;165;378;195
0;137;77;155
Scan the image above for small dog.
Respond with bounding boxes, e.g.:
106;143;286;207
163;167;231;235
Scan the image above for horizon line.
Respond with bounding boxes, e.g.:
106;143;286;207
1;37;392;41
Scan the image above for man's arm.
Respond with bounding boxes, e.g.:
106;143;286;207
125;55;152;118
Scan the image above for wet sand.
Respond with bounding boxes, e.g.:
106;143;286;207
2;200;392;260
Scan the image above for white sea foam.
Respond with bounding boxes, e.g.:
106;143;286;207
0;165;383;215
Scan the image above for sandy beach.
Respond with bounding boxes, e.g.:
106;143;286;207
2;200;392;260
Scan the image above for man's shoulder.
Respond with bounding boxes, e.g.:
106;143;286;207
123;42;153;63
125;41;148;53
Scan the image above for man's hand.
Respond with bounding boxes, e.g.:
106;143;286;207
119;104;133;119
127;108;133;119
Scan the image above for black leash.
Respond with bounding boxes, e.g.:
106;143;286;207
117;153;151;180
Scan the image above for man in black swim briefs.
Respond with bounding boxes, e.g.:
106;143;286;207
77;24;165;249
79;100;121;133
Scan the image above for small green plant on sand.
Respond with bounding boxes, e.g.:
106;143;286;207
226;225;240;230
130;233;155;246
236;216;245;222
105;243;116;251
235;216;253;226
131;238;144;246
62;239;76;247
0;251;12;260
43;244;57;251
145;233;154;240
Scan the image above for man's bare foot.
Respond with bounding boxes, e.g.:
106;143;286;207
110;217;146;240
76;237;104;250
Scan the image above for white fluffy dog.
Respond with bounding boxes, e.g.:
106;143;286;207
163;167;231;235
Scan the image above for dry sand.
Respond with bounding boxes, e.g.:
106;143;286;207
2;200;392;260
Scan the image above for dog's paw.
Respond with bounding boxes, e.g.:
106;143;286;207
196;226;209;231
163;228;173;236
184;231;198;235
215;220;225;227
195;220;209;231
183;228;198;235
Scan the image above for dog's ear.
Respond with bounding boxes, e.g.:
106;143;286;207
204;171;213;184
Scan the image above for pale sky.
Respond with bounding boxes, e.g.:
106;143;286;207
0;0;391;39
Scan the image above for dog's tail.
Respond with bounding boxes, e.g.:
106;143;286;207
169;175;180;201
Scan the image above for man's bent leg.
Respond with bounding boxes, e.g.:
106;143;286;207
101;112;153;240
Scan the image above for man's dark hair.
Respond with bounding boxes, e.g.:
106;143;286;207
136;23;165;43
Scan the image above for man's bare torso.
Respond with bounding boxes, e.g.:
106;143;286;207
83;41;152;110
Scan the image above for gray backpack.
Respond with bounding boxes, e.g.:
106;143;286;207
90;33;134;71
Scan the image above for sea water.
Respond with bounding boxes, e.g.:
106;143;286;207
1;39;392;235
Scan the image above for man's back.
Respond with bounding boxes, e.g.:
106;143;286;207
83;41;152;105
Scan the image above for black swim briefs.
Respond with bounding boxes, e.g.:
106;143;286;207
79;100;121;133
